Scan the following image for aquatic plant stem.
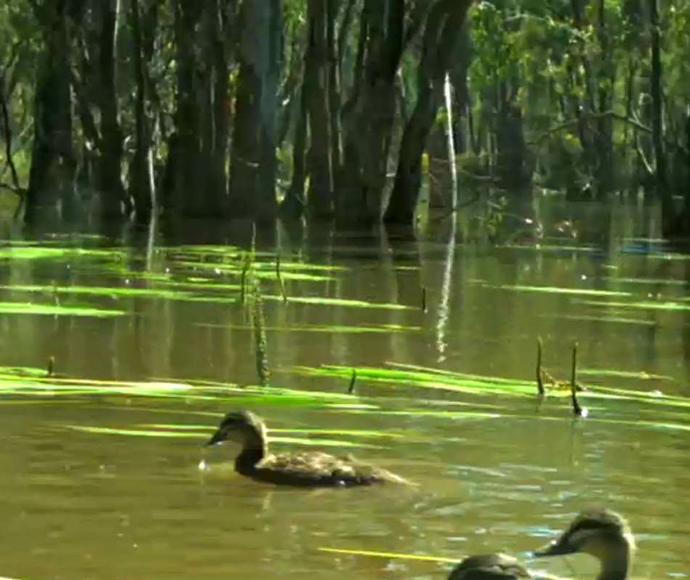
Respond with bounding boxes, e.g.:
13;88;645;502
536;337;545;396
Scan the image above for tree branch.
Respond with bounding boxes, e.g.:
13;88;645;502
530;111;652;146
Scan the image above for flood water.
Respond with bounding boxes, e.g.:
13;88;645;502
1;200;690;580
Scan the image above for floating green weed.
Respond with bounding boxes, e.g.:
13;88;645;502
480;283;630;297
546;314;656;326
63;425;383;448
579;368;673;381
576;299;690;312
603;276;688;287
0;301;124;317
298;364;539;397
0;283;193;301
264;296;411;310
317;546;458;563
0;246;124;261
196;322;420;334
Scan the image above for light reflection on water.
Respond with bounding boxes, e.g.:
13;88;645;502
2;203;690;579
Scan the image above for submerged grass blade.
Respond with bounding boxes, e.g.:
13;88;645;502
263;295;412;310
575;298;690;312
0;301;124;317
479;283;630;297
0;283;198;301
317;547;458;563
65;426;205;438
544;313;656;326
297;364;538;397
64;425;384;447
579;368;673;380
196;322;421;334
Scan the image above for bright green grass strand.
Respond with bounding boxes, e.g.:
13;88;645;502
575;298;690;311
0;301;125;317
481;283;630;297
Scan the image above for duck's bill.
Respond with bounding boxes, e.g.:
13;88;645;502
205;430;225;447
533;540;577;557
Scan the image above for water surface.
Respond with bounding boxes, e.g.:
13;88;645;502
1;202;689;580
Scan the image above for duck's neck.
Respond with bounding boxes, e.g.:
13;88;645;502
235;426;268;476
597;545;630;580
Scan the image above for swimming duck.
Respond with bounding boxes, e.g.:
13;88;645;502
205;410;409;487
534;509;634;580
448;553;531;580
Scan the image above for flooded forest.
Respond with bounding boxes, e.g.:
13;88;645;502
0;0;688;231
2;2;690;580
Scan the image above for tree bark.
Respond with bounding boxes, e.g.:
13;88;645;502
303;0;335;217
165;0;202;215
384;0;474;226
128;0;155;222
649;0;666;192
281;84;308;218
25;1;78;223
228;0;283;221
338;0;405;224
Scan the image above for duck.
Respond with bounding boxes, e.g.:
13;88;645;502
533;509;634;580
448;553;531;580
204;410;410;487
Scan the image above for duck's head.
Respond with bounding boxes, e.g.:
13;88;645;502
205;410;266;447
534;509;634;561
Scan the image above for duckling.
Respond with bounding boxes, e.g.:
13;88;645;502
534;509;634;580
448;554;531;580
205;410;409;487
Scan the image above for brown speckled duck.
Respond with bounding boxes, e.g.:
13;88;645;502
534;509;634;580
205;410;409;487
448;554;531;580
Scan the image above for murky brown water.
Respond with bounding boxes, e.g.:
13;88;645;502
1;201;690;580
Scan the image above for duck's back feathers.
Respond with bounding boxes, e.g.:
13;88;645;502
251;451;409;487
448;554;531;580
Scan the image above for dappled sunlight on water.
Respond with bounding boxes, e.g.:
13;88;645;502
1;202;690;579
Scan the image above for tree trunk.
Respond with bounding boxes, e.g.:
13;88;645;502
97;0;127;219
304;0;335;218
166;0;202;215
649;0;666;193
228;0;283;221
128;0;155;222
594;0;614;194
496;81;528;190
281;84;308;218
384;0;474;226
338;0;405;224
449;22;471;155
25;2;78;223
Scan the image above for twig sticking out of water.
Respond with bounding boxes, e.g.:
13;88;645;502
536;337;545;396
252;280;270;387
47;356;54;377
276;254;288;303
348;369;357;394
240;253;251;305
52;282;60;307
421;287;427;313
240;224;258;305
570;342;587;417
